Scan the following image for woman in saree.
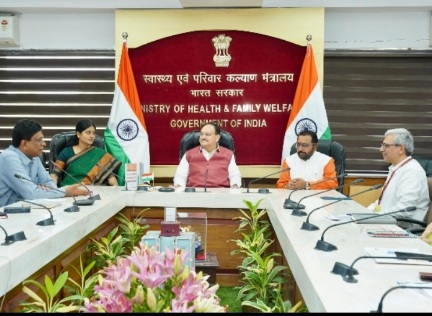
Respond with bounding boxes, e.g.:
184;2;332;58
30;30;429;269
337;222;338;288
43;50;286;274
50;119;121;186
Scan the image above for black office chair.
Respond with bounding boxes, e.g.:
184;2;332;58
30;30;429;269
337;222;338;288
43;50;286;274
290;140;346;192
412;156;432;177
179;129;235;161
49;131;105;181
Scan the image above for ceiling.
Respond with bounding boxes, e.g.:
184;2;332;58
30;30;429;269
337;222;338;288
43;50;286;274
1;0;432;14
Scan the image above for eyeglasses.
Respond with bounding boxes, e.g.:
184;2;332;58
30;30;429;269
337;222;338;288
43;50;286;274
380;143;401;149
295;143;314;149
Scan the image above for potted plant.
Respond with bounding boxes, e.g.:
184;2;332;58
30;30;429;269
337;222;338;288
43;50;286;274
83;243;226;312
19;209;227;313
86;209;149;269
230;198;303;313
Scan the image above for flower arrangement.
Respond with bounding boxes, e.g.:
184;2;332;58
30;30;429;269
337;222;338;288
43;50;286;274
83;243;226;313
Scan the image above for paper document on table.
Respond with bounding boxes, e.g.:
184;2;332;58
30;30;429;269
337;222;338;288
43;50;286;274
325;214;351;221
396;282;432;299
22;199;63;209
366;228;417;238
365;247;432;266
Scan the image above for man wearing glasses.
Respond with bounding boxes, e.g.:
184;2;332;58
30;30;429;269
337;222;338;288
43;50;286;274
0;119;89;207
367;128;429;222
276;130;338;190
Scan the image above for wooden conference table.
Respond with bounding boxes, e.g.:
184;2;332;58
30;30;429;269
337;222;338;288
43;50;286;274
0;186;431;312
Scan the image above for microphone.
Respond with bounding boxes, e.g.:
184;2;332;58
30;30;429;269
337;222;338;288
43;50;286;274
1;188;57;225
246;167;290;194
14;174;80;213
372;285;432;313
50;160;100;202
0;224;27;245
95;162;123;183
334;253;432;283
204;169;208;193
291;179;364;217
315;206;416;252
283;173;347;209
301;183;383;231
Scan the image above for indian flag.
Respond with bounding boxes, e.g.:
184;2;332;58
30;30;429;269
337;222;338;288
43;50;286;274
104;40;150;186
141;172;154;184
281;41;331;163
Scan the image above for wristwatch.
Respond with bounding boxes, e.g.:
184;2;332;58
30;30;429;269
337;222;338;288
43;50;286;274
305;182;310;190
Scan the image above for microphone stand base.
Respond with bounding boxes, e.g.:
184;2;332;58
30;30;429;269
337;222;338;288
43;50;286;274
90;194;101;201
301;222;319;231
283;201;305;209
75;199;95;206
331;261;359;276
3;231;27;245
315;240;337;252
64;205;80;212
291;209;307;216
37;217;55;226
342;274;358;283
258;188;271;194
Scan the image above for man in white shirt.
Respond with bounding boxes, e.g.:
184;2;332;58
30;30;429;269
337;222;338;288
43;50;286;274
368;128;429;222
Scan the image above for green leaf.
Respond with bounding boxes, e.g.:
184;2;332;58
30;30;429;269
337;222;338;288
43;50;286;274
22;286;46;307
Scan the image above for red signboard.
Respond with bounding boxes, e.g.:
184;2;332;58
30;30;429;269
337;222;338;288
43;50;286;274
129;30;306;165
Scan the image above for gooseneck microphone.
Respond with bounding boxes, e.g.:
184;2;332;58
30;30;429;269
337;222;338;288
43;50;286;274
334;253;432;283
14;174;79;213
315;206;416;252
246;167;290;194
95;162;123;182
0;225;27;245
3;185;57;225
50;160;100;202
23;199;57;225
372;285;432;313
301;183;383;231
291;179;364;217
284;173;347;209
204;169;209;193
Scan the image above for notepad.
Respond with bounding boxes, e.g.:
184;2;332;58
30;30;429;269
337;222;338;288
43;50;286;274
367;230;417;238
365;247;432;266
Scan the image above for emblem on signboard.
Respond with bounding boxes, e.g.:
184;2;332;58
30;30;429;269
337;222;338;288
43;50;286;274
117;118;139;141
295;118;317;135
212;34;232;67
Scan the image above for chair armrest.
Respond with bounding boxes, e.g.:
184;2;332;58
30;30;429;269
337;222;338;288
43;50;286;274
405;227;426;235
396;218;427;236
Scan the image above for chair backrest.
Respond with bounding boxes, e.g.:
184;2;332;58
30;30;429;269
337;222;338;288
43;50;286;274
49;131;105;175
413;156;432;177
413;156;432;224
290;140;346;191
179;129;235;161
425;178;432;224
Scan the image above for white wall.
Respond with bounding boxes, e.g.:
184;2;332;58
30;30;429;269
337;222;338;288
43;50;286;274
324;11;431;49
1;9;430;50
17;12;115;50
